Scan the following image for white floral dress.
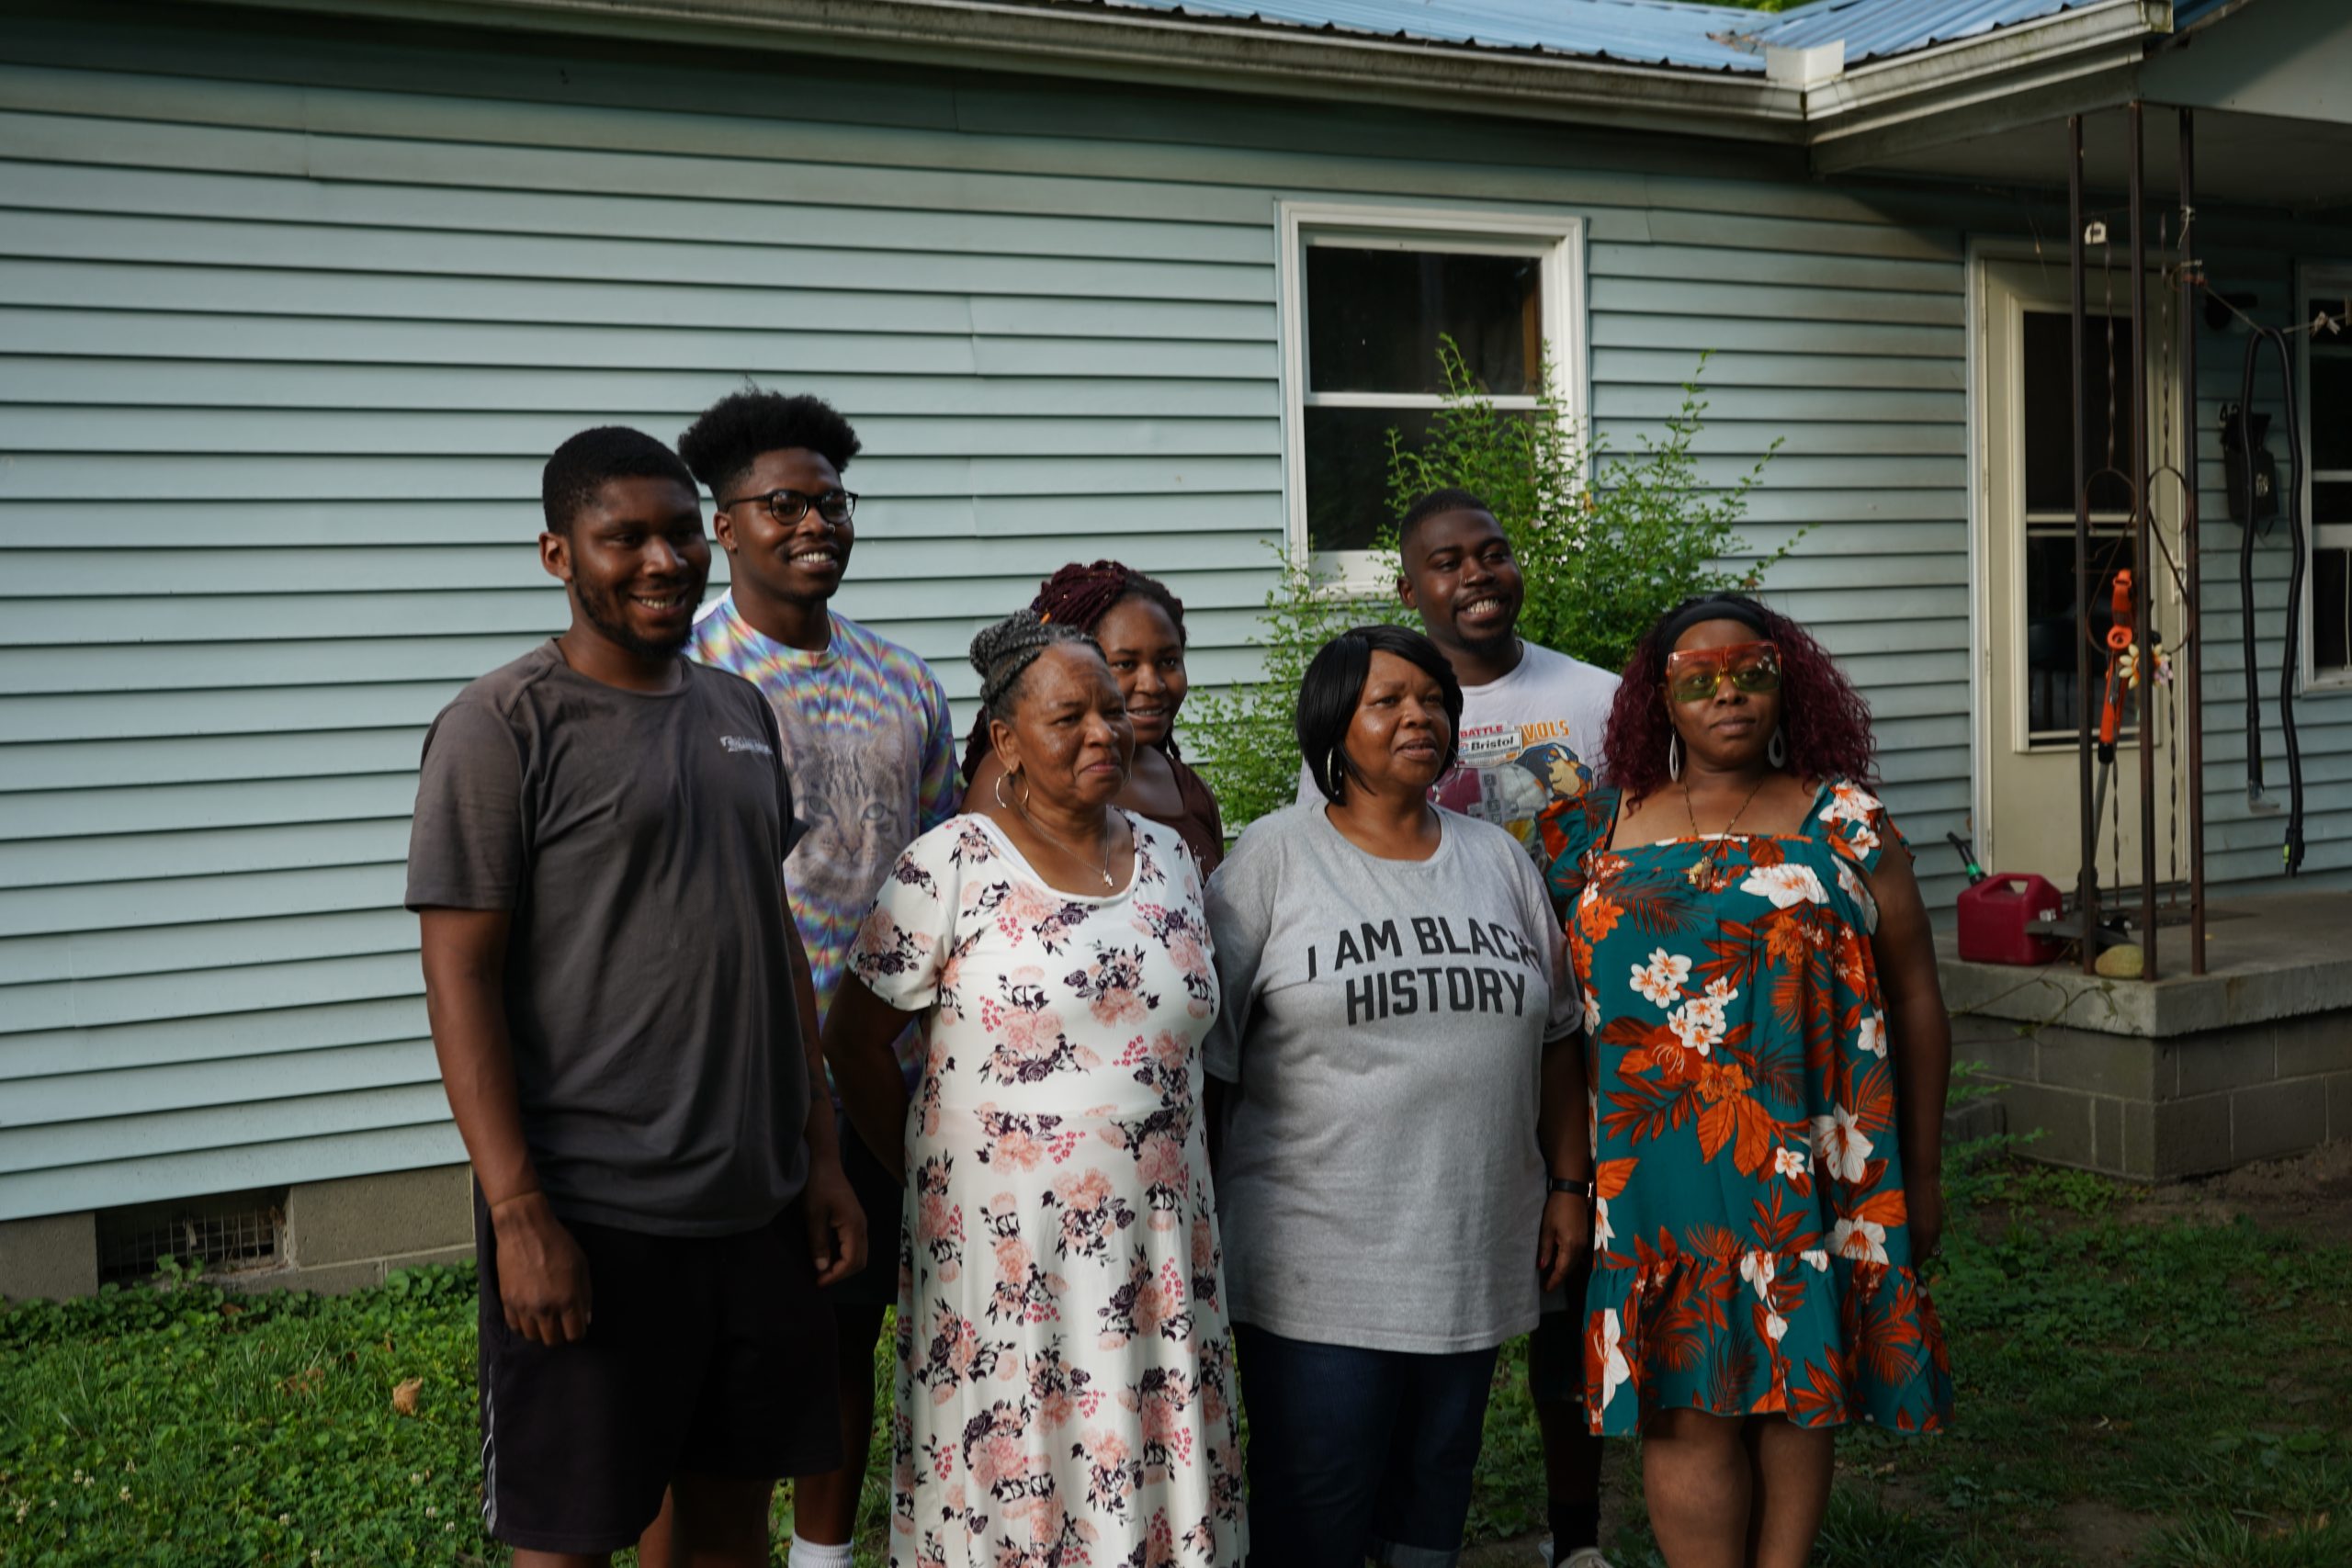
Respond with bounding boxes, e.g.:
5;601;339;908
850;812;1247;1568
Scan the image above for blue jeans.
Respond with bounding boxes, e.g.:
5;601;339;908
1235;1323;1501;1568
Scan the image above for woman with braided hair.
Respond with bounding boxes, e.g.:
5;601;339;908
823;611;1246;1568
965;560;1227;872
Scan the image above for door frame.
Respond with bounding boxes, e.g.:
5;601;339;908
1965;239;2188;876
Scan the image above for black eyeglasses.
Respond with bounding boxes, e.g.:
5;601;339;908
718;487;858;525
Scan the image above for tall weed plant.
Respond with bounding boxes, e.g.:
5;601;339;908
1190;341;1796;830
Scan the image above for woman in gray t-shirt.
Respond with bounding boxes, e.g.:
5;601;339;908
1203;625;1588;1568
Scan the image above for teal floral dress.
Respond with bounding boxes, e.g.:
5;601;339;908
1536;778;1952;1437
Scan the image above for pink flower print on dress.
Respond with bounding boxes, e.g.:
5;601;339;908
1068;943;1158;1028
1137;1133;1187;1195
1059;1167;1113;1211
1148;1028;1192;1072
1028;1349;1089;1431
1001;881;1058;936
1130;1265;1180;1339
1080;1427;1137;1516
1165;928;1208;981
1047;1166;1138;1263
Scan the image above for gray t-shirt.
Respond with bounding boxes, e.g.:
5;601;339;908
1202;802;1579;1353
404;642;811;1237
1298;639;1620;858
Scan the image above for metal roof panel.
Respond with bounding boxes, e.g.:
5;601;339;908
1751;0;2129;64
1098;0;2195;70
1099;0;1769;70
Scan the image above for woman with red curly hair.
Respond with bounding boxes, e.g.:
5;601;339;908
1535;593;1953;1568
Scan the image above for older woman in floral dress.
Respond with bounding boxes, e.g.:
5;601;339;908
823;612;1245;1568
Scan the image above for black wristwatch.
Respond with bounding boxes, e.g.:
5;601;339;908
1547;1174;1596;1200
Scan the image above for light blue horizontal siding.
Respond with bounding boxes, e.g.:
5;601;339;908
0;10;2340;1224
2179;241;2352;889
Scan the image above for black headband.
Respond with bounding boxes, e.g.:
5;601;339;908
1659;597;1772;651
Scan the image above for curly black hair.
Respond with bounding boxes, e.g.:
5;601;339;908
675;387;863;502
540;425;697;534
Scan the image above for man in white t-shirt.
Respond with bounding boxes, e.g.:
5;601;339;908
1296;489;1618;854
1302;487;1619;1567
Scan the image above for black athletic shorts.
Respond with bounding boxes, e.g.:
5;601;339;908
473;1188;842;1554
825;1106;905;1311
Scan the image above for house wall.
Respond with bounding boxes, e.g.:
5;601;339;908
0;0;2342;1233
2188;223;2352;890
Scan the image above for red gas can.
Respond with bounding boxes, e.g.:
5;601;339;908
1956;873;2066;965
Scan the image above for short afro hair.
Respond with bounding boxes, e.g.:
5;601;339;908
676;387;863;502
1297;625;1464;803
540;426;698;534
1398;487;1495;556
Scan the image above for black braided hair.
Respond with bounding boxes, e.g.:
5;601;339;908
964;612;1101;785
964;563;1190;781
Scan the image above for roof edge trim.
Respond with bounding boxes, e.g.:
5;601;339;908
192;0;1811;140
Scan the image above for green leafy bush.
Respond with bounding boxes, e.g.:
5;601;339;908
1189;342;1793;830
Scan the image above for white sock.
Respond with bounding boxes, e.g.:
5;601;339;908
789;1534;854;1568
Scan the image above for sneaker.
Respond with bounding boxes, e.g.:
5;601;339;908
1559;1551;1614;1568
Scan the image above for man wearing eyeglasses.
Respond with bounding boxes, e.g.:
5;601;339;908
676;388;958;1568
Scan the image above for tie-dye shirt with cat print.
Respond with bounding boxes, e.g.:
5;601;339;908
690;593;960;1089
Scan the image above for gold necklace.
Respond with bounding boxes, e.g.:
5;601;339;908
1018;803;1118;889
1682;773;1770;890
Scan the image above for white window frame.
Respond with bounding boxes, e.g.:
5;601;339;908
2297;264;2352;693
1277;202;1587;591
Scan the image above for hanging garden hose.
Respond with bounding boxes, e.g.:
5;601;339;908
2234;325;2307;875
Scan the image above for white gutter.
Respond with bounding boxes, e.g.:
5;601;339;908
210;0;1808;141
1804;0;2172;173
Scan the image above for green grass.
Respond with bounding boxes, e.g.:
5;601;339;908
6;1166;2349;1566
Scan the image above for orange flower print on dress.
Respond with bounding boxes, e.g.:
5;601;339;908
1538;778;1951;1440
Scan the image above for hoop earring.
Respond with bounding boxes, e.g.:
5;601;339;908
1327;749;1343;798
993;768;1016;810
1668;733;1682;783
1768;728;1788;769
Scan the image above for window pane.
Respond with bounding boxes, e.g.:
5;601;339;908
2316;482;2352;525
2023;526;2143;737
1306;247;1541;396
2315;546;2350;673
1305;405;1430;553
2023;310;2138;514
2312;349;2352;472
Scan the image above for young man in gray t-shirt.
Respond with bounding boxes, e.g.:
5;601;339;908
405;426;864;1567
